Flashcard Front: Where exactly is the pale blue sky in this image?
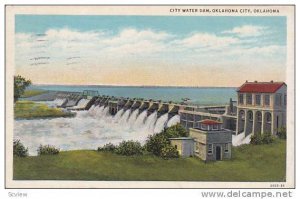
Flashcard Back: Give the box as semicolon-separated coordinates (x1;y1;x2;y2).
14;15;287;86
16;15;286;45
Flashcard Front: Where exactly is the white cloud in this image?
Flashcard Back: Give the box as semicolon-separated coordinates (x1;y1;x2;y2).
222;25;268;37
175;33;240;49
104;28;171;45
45;28;104;41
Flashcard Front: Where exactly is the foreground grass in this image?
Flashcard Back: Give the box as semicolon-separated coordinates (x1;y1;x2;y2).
21;90;48;98
13;139;286;181
14;101;74;119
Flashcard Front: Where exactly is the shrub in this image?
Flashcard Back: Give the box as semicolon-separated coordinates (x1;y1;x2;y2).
163;123;188;138
37;144;60;155
115;140;143;156
97;143;116;152
250;134;263;145
13;139;28;157
145;124;187;158
160;145;179;159
277;127;287;139
145;134;169;156
251;132;275;145
262;132;275;144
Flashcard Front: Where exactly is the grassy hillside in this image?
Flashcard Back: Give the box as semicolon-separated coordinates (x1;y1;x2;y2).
21;90;47;98
13;139;286;181
14;101;75;119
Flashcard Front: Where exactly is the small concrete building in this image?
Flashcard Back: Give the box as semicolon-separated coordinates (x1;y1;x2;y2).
169;137;194;157
189;119;232;161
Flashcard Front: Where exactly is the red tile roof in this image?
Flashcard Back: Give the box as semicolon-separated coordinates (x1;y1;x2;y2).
200;119;222;125
237;82;286;93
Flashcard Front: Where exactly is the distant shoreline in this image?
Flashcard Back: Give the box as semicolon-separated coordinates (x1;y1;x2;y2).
31;84;238;89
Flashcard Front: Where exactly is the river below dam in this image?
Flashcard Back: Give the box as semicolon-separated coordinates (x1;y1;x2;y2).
14;104;181;155
14;103;251;156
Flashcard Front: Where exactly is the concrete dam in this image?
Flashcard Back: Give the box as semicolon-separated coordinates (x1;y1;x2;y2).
50;90;238;133
16;89;242;155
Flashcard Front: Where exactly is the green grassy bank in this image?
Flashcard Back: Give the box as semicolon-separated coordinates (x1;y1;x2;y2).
21;90;48;98
13;139;286;181
14;101;75;119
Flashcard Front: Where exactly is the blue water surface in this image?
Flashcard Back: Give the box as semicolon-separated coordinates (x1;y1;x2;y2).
29;85;237;105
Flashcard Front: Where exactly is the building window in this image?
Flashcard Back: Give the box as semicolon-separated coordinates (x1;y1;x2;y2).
246;94;252;105
212;124;218;130
266;112;272;124
208;144;213;155
201;124;207;130
224;143;229;153
284;94;287;105
239;110;245;120
195;143;199;153
276;94;282;106
239;94;244;105
257;111;262;122
248;111;253;122
255;94;261;106
264;95;270;106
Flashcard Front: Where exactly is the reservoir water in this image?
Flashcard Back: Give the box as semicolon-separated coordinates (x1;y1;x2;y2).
29;85;237;105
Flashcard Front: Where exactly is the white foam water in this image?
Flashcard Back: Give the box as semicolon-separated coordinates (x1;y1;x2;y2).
14;102;171;155
53;98;67;107
144;111;157;133
113;109;124;121
167;114;180;127
127;109;139;127
119;109;131;125
74;99;90;108
133;110;147;129
154;113;169;133
232;132;252;146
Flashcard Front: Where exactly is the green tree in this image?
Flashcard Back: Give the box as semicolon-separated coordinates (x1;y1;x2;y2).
262;132;275;144
250;134;263;145
145;134;169;156
14;75;31;102
97;143;116;152
13;139;28;157
160;145;179;159
163;123;188;138
115;140;143;156
145;124;187;158
37;144;60;155
277;127;287;139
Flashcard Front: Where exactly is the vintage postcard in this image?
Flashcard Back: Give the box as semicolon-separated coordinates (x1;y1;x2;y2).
5;5;295;188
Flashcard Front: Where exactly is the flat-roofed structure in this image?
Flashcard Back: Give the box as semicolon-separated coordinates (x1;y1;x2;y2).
169;137;194;157
189;119;232;161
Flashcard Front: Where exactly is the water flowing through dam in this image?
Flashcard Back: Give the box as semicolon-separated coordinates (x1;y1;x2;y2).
14;103;181;155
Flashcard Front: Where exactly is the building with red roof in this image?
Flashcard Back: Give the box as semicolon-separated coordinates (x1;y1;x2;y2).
236;80;287;136
237;81;286;93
